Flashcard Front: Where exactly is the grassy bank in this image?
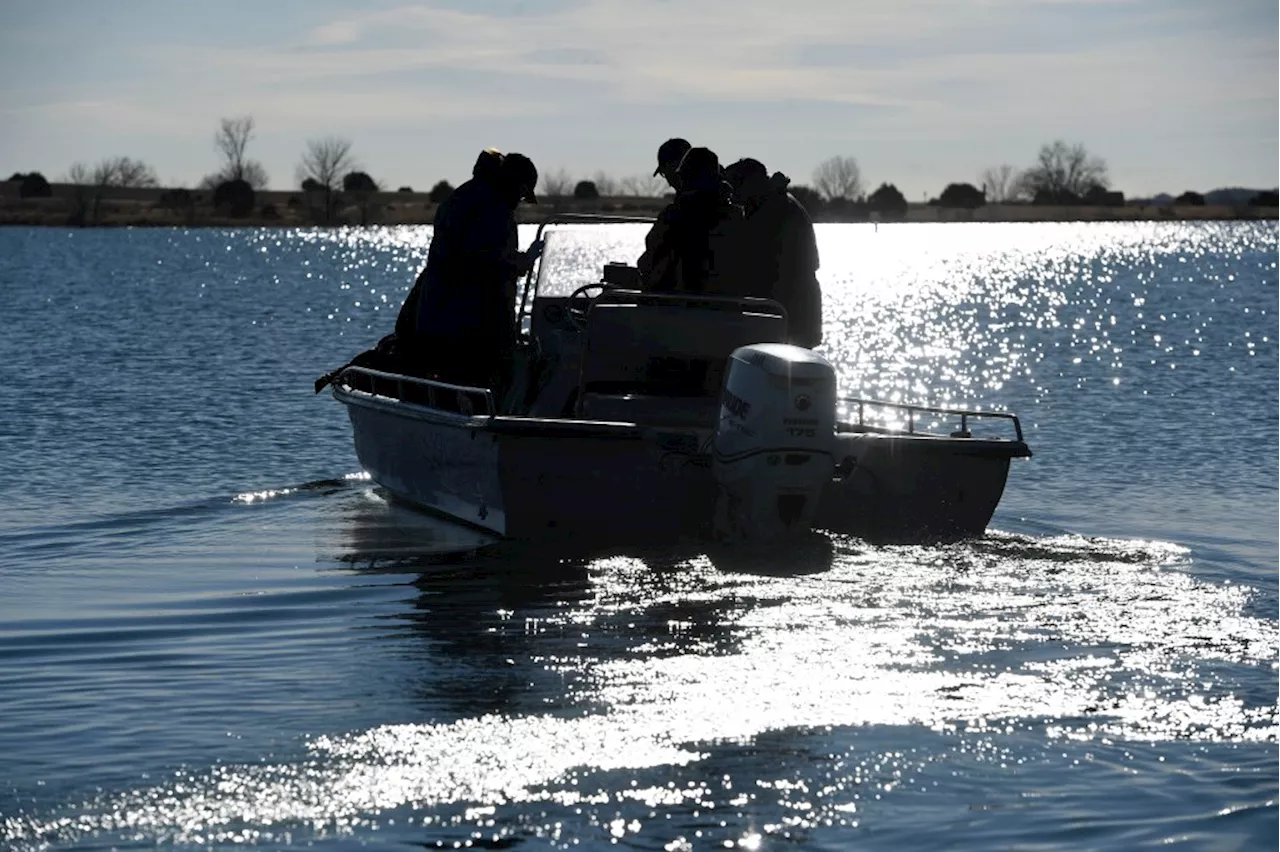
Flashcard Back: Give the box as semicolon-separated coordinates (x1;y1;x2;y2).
1;182;1274;228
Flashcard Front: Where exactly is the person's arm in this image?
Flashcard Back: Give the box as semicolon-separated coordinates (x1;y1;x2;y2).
637;214;669;285
461;205;524;282
639;204;684;290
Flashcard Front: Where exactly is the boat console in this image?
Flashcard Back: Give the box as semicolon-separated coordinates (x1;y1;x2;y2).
574;288;787;425
514;214;794;427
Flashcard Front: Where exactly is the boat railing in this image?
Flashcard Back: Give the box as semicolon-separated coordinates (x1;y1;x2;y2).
839;396;1025;443
593;287;787;319
337;365;496;417
516;212;657;335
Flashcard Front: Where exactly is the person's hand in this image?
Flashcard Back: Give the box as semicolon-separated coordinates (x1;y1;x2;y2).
526;238;544;259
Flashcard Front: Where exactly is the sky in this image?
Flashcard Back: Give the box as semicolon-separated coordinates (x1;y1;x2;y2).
1;0;1276;199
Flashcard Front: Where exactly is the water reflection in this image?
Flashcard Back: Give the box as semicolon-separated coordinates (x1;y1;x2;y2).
331;489;794;718
5;486;1274;849
5;219;1276;850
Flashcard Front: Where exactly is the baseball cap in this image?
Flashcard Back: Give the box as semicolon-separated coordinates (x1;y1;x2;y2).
654;138;692;176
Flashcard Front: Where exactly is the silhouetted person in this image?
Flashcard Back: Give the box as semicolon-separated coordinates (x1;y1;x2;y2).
394;148;504;342
395;148;541;394
637;147;742;293
634;138;692;286
653;137;691;191
723;158;822;347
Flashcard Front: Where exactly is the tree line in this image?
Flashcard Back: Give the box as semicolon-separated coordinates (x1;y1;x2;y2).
794;143;1123;219
7;118;1277;226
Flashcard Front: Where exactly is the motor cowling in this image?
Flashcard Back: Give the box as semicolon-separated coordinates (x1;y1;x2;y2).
712;343;837;542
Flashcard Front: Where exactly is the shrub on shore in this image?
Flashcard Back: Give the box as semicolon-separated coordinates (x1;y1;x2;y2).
19;172;52;199
213;179;255;218
428;180;454;203
868;183;908;219
936;183;986;209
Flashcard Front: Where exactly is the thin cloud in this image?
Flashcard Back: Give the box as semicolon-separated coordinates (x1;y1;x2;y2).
0;0;1272;194
156;0;1272;115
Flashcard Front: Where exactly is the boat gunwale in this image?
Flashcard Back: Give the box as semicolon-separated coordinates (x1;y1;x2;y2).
333;369;1030;457
333;383;654;441
332;382;493;429
336;383;1030;463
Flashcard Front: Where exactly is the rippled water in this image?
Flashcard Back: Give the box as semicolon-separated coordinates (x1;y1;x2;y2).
0;222;1275;850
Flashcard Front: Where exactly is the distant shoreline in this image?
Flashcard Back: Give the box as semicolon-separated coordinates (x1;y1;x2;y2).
1;183;1275;228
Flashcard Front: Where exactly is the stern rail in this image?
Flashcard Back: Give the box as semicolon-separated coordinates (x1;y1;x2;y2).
839;396;1025;443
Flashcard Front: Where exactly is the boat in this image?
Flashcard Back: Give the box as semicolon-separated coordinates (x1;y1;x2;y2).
325;214;1031;546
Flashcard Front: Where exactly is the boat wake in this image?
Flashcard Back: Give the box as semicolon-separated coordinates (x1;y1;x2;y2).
5;524;1275;849
0;473;374;571
231;472;370;504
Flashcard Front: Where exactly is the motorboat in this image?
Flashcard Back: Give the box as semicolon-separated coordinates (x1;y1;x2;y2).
325;214;1031;546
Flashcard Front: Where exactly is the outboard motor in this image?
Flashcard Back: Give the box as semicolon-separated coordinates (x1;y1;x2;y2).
712;343;837;542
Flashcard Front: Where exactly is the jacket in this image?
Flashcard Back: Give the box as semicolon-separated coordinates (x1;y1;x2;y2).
638;180;742;294
732;173;823;346
395;176;520;348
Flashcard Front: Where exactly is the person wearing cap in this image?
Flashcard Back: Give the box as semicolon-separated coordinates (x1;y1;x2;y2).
722;157;822;347
394;148;542;394
634;138;690;287
637;146;742;294
653;137;691;191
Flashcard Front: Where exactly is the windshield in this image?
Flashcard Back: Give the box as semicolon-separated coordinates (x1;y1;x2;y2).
530;224;649;297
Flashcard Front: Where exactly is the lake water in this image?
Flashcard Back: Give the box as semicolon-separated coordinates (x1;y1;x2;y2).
0;221;1276;851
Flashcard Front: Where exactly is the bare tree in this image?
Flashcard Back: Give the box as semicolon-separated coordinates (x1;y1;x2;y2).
64;159;123;225
813;155;863;201
63;157;156;224
65;162;93;226
1019;141;1108;201
90;160;121;223
296;137;356;224
590;170;618;197
109;156;159;189
66;156;157;189
619;173;668;197
200;161;268;192
215;117;252;174
234;161;269;190
213;116;269;190
539;168;574;197
979;164;1019;203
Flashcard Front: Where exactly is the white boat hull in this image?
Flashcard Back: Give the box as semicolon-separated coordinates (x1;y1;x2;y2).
337;383;1027;546
344;392;506;535
325;218;1030;547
